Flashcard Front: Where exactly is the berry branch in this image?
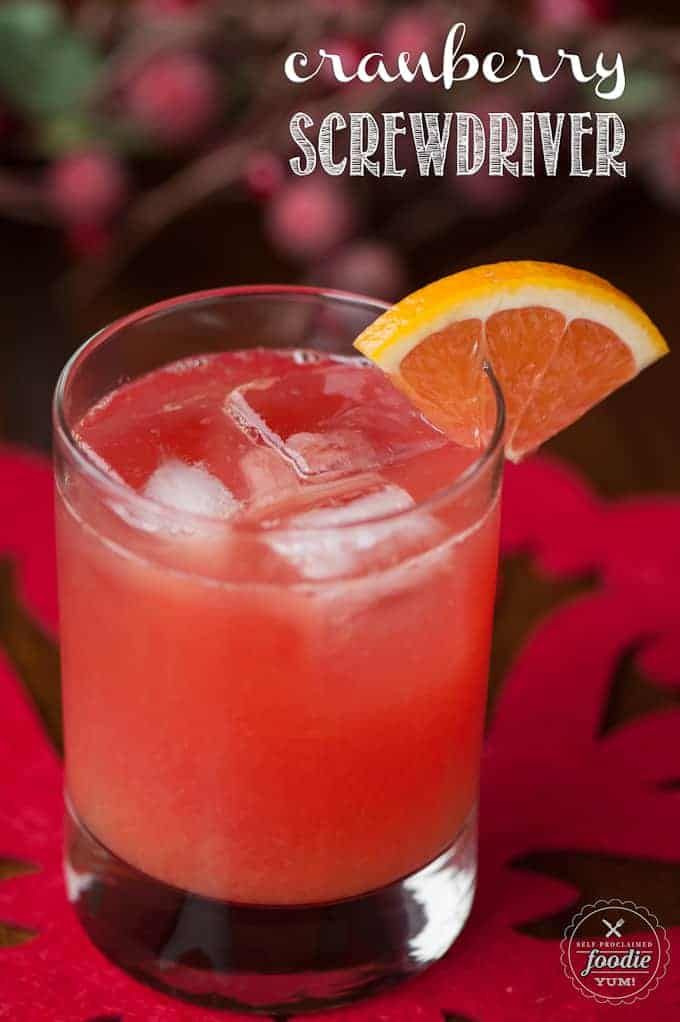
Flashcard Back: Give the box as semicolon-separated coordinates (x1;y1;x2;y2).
0;0;676;304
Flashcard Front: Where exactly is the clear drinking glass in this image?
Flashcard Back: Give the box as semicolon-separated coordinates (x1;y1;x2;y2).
53;286;504;1014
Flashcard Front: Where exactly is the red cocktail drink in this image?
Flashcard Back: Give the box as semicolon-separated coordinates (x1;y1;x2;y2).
54;288;504;1012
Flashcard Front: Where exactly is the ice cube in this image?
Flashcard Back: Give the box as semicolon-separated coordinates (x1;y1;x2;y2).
225;366;363;445
226;379;375;477
224;364;448;483
290;482;414;528
268;480;444;581
103;459;239;580
143;459;238;519
239;446;301;509
109;458;238;537
227;379;285;452
285;429;378;476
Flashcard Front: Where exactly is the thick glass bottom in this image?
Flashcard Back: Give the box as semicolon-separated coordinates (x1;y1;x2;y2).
64;799;477;1014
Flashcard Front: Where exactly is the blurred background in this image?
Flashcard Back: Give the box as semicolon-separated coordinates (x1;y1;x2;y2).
0;0;678;496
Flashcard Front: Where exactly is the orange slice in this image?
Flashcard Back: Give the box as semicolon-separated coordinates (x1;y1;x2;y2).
353;261;668;460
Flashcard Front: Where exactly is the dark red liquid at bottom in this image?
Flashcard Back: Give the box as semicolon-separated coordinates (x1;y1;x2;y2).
66;800;477;1015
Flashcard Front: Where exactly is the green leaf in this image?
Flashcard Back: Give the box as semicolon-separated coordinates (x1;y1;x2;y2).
39;112;142;158
0;1;101;117
39;113;100;155
614;68;669;118
587;67;670;119
0;0;63;38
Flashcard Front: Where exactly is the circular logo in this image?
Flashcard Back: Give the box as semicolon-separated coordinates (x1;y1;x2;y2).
561;899;670;1005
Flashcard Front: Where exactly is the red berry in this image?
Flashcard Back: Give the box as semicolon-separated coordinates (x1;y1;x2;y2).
266;178;355;261
533;0;613;27
323;240;405;301
381;8;441;66
243;151;285;201
126;53;220;146
48;151;128;225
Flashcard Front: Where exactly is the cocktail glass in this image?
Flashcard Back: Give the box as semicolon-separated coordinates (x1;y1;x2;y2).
53;286;505;1013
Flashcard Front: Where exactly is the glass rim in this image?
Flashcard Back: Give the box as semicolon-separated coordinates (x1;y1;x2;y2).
53;284;506;534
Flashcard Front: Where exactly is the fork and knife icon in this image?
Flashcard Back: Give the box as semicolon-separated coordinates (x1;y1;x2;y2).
603;917;625;938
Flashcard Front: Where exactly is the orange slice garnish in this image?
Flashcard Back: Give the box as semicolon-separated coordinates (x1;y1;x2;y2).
353;261;668;460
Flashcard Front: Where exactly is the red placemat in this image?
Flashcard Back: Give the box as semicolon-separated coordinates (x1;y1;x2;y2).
1;445;679;1021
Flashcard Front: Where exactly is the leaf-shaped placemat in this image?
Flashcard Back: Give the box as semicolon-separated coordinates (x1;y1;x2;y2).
0;857;38;947
0;447;678;1021
0;558;62;752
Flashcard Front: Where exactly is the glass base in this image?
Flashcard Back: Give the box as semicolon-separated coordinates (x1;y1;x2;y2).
64;800;477;1015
